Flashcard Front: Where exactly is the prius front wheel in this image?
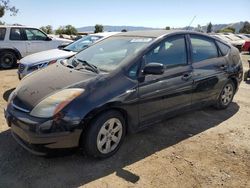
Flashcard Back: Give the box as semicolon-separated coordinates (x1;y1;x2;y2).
83;110;126;158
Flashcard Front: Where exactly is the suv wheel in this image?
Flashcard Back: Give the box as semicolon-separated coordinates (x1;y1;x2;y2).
83;110;126;158
0;51;17;69
215;80;235;109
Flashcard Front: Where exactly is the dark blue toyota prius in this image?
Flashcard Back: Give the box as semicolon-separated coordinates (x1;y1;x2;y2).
5;30;243;158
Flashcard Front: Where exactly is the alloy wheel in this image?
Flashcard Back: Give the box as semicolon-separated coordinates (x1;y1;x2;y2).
221;83;234;105
96;118;123;154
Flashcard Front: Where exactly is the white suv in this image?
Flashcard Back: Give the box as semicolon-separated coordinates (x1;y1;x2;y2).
0;25;73;69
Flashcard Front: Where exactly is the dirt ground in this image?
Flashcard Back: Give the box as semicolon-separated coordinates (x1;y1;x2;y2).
0;54;250;188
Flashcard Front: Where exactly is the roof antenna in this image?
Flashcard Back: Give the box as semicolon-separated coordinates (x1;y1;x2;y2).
187;16;196;30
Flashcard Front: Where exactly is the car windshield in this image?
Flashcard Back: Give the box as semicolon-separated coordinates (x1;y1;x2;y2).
64;35;103;52
69;36;153;72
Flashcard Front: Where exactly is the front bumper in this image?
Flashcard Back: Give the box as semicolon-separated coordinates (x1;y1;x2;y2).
4;107;82;155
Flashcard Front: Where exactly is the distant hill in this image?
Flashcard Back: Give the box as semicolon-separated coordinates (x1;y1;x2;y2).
77;25;161;33
77;21;247;33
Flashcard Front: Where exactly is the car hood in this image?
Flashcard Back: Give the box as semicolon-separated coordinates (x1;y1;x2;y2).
20;49;76;65
14;62;96;109
52;37;73;43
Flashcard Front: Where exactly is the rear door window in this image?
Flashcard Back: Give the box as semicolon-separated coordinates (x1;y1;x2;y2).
190;35;218;62
10;28;23;40
0;28;6;40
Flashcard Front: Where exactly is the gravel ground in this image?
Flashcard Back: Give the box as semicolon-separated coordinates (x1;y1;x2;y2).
0;54;249;188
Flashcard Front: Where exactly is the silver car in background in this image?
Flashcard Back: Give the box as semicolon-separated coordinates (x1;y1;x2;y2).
18;32;119;79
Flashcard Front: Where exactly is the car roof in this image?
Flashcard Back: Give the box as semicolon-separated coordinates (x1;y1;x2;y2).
114;29;212;38
0;25;39;29
89;32;120;37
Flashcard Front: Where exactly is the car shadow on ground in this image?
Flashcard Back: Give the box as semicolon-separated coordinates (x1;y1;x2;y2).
0;103;239;187
0;66;18;71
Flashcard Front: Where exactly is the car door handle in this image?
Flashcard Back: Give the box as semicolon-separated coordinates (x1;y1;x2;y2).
182;73;192;81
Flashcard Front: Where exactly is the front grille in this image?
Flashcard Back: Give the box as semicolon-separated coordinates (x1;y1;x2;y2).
28;65;39;71
18;64;25;73
28;62;48;71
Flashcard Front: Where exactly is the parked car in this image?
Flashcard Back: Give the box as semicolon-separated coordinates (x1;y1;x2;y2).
5;30;243;158
0;25;72;69
244;34;250;38
241;41;250;53
211;34;232;44
244;59;250;81
236;34;250;40
218;34;245;51
17;32;119;79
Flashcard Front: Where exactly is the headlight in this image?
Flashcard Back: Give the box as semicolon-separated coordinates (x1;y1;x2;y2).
30;88;84;118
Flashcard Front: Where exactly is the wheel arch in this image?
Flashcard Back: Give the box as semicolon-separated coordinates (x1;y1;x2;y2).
78;103;129;147
0;48;22;60
228;76;238;91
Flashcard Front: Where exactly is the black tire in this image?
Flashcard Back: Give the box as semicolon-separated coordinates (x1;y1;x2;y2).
244;71;249;81
214;80;235;110
83;110;126;159
0;51;17;69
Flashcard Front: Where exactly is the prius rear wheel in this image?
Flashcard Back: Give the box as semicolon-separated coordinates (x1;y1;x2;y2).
215;80;235;109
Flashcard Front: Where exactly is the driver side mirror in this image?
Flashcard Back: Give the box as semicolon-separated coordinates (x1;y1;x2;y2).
46;37;52;41
143;63;164;75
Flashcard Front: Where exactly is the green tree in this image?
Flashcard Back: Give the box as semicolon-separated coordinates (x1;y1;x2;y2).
94;24;103;33
55;25;77;35
239;21;250;34
207;22;213;33
64;25;77;35
55;26;64;35
218;27;235;33
165;26;170;30
0;0;18;17
0;20;5;25
40;25;53;34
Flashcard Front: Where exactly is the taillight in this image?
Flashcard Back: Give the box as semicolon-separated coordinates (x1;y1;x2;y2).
48;60;57;65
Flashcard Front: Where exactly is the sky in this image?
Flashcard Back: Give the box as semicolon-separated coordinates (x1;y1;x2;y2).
1;0;250;29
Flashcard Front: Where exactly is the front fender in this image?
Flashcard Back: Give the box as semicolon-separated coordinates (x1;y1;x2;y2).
60;73;139;133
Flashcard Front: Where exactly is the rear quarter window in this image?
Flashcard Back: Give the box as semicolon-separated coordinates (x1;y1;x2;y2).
0;28;6;40
216;41;230;56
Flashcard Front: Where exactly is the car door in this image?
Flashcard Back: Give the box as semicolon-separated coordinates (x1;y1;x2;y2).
189;34;229;105
23;28;50;55
138;34;193;126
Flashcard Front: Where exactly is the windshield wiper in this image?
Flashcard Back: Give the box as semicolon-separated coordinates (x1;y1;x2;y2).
62;48;71;52
74;58;99;74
